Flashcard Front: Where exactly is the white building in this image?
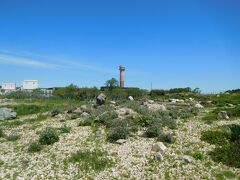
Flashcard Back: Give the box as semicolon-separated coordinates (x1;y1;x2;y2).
22;80;39;90
1;83;16;93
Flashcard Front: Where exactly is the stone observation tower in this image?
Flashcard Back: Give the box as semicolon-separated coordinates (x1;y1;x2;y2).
119;65;125;88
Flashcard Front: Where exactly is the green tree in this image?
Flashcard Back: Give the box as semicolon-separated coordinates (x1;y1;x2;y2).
105;78;119;89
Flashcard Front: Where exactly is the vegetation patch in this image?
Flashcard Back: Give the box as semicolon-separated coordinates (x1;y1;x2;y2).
201;124;240;168
39;127;59;145
28;141;42;152
66;149;114;172
7;133;20;141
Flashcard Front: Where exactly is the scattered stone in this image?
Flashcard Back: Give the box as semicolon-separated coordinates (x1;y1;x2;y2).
143;101;167;111
41;112;49;116
96;93;106;105
151;142;167;152
73;108;82;115
152;152;164;161
30;114;38;120
182;155;192;163
194;103;204;109
147;100;154;104
189;97;194;101
0;108;17;120
218;111;229;119
80;105;88;111
116;139;127;145
169;99;184;103
128;96;134;101
81;112;90;117
110;101;116;105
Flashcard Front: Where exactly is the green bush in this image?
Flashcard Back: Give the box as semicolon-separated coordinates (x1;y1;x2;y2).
60;125;71;133
39;127;59;145
158;133;175;143
192;151;204;160
228;124;240;142
67;149;114;172
13;104;41;116
201;130;230;145
0;128;4;137
28;141;42;152
209;140;240;168
107;126;129;142
7;133;20;141
79;117;94;126
96;111;118;126
160;118;177;129
150;89;166;97
51;109;61;117
146;123;162;138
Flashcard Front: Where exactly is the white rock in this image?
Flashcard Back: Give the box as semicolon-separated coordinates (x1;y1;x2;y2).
128;96;134;101
182;155;192;163
195;103;204;109
116;139;127;144
152;142;167;152
152;152;164;161
147;100;154;104
218;111;229;119
81;112;90;117
110;101;116;105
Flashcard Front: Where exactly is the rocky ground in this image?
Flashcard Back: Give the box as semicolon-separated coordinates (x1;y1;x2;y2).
0;99;240;179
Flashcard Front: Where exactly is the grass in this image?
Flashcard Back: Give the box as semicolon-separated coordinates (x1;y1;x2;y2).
59;125;71;133
66;149;114;172
201;124;240;168
192;151;204;160
6;133;20;141
215;171;236;179
107;126;129;142
28;141;42;152
39;127;59;145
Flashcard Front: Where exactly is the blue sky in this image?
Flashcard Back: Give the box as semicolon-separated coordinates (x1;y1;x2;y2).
0;0;239;93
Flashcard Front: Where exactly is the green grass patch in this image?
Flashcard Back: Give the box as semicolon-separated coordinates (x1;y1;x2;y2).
66;149;114;172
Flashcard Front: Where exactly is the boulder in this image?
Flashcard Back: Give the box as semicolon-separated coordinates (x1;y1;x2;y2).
0;108;17;120
195;103;204;109
96;93;106;105
152;152;164;161
116;139;127;145
218;111;229;120
151;142;167;152
147;100;154;104
182;155;192;163
128;96;134;101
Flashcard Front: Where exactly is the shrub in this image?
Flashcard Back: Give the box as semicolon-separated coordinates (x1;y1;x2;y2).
146;123;162;138
0;128;4;137
7;133;20;141
13;104;41;116
79;117;94;126
209;140;240;168
96;111;118;126
158;133;175;143
28;141;42;152
107;126;129;142
229;125;240;142
60;125;71;133
39;127;59;145
201;130;230;145
150;89;166;97
160;118;177;129
192;151;204;160
51;109;61;117
67;149;114;172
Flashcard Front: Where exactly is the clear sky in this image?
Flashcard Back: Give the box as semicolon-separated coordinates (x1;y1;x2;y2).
0;0;239;93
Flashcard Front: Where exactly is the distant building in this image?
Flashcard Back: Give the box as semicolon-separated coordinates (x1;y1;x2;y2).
1;83;16;93
22;80;39;90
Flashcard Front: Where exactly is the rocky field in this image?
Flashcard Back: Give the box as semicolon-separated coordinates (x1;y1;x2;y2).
0;96;240;179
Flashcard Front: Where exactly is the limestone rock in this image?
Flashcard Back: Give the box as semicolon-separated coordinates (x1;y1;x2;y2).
151;142;167;152
218;111;229;119
0;108;17;120
153;152;164;161
128;96;134;101
195;103;204;109
116;139;127;144
182;155;192;163
96;93;106;105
